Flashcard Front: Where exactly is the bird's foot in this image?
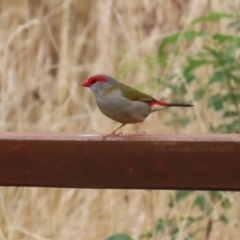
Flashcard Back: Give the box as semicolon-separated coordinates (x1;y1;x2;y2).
137;131;146;136
103;132;123;139
103;131;146;139
125;131;146;137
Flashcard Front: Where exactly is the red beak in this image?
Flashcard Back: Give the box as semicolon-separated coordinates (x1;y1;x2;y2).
81;80;90;87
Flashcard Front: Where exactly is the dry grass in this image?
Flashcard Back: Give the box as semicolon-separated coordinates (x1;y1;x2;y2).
0;0;240;239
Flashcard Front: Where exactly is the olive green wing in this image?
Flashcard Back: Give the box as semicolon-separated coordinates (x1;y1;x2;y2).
104;82;155;102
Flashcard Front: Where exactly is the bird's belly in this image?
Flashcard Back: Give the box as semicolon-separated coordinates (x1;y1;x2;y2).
96;96;150;124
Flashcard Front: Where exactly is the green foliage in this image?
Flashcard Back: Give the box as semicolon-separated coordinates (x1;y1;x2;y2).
105;192;231;240
114;10;237;240
140;191;230;240
145;9;240;133
227;7;240;32
185;34;240;132
191;12;232;24
106;234;133;240
175;190;194;202
193;194;212;214
158;31;206;68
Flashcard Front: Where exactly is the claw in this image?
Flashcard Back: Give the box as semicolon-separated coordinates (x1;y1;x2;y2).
102;124;126;139
102;122;146;139
103;131;123;139
127;131;146;137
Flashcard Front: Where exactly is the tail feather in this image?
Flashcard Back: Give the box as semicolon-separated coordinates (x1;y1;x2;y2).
149;101;193;112
167;103;194;107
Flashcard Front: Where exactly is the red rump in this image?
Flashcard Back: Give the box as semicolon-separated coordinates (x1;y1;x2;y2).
149;101;170;107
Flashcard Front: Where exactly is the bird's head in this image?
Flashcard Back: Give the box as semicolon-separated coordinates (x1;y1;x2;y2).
82;74;117;96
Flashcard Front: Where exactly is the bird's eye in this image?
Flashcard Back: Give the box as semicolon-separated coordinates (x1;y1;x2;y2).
92;79;97;84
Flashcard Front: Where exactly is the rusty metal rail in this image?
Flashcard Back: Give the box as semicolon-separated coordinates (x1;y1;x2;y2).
0;133;239;190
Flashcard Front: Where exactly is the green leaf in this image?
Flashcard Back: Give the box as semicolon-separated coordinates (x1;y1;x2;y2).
225;121;240;133
183;57;213;84
193;194;212;214
209;191;223;201
170;227;179;238
175;190;194;202
209;94;224;110
106;234;133;240
203;46;221;59
182;30;206;42
171;83;186;94
184;216;203;228
183;72;195;84
180;117;191;127
204;46;236;66
193;195;205;211
155;219;165;233
158;33;181;56
221;198;232;209
156;219;178;234
194;88;207;100
209;71;227;84
219;215;229;224
185;59;212;71
145;56;167;68
214;120;240;133
227;73;240;84
223;111;239;118
226;93;240;104
203;46;236;66
192;12;232;24
228;19;240;31
139;231;152;239
212;33;238;43
184;217;195;228
158;31;205;57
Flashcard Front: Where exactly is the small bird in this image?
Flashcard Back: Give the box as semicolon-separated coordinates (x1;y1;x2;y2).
82;74;193;137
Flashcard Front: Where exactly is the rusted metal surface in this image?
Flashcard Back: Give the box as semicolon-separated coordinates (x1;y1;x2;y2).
0;133;240;190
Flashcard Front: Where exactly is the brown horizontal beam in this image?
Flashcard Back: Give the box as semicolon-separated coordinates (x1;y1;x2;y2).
0;133;240;190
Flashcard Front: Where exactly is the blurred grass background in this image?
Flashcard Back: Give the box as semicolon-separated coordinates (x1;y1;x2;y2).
0;0;240;239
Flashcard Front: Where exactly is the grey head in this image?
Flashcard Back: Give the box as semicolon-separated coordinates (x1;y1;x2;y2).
81;74;118;97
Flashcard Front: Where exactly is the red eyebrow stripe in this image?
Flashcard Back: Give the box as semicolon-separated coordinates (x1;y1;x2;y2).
149;101;170;106
90;76;107;82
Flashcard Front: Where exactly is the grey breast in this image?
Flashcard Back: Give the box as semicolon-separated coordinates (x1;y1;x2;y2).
96;89;151;124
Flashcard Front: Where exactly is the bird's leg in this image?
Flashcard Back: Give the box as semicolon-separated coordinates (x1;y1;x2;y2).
103;123;126;138
125;122;145;137
135;122;142;134
133;122;146;136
